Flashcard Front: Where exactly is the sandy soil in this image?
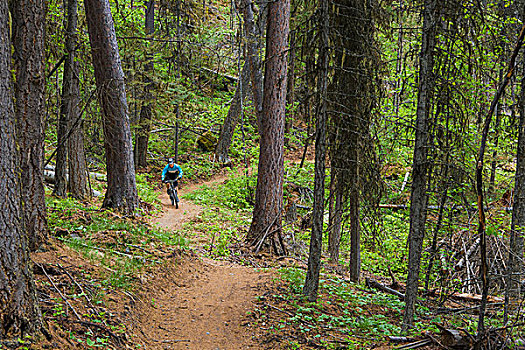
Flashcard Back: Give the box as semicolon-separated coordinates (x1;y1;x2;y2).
132;177;273;350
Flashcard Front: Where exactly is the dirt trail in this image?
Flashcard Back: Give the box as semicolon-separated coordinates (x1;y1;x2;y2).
133;176;272;350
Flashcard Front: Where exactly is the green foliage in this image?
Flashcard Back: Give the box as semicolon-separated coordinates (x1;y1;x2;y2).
185;167;258;210
360;212;409;276
136;173;162;211
186;208;249;257
259;268;444;348
262;268;406;346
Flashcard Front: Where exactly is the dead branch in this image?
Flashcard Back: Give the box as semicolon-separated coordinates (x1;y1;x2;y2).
67;320;121;341
455;237;480;271
57;263;99;314
36;263;83;322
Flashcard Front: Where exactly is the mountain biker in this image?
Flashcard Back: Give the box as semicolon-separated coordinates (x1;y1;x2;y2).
161;158;183;194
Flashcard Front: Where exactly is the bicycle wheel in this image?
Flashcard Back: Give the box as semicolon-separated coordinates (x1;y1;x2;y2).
174;189;179;209
168;187;175;206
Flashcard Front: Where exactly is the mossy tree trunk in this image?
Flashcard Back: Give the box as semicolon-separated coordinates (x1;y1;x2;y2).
0;2;43;338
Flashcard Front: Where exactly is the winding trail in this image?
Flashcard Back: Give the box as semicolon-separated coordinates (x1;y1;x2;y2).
132;176;272;350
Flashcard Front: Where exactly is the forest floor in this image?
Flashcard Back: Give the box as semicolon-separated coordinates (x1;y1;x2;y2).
30;173;283;350
29;164;454;350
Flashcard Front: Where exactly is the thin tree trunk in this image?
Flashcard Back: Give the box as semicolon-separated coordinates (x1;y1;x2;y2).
134;0;155;168
57;0;89;199
329;0;374;283
505;23;525;324
349;184;360;282
474;21;525;344
394;0;404;117
402;0;437;332
0;3;43;337
246;0;289;253
85;0;139;214
424;183;448;292
215;54;251;164
12;0;48;251
67;43;90;201
241;0;264;127
54;8;70;200
304;0;328;301
505;72;525;320
328;170;343;263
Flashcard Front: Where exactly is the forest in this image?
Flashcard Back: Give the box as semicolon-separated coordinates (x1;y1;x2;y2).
1;0;524;349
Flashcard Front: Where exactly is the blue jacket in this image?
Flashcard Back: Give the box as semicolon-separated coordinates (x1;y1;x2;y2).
162;163;183;181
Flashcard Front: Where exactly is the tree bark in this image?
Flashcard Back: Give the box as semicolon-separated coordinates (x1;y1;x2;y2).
55;0;89;200
402;0;437;332
0;3;43;337
134;0;155;168
303;0;329;302
12;0;48;251
85;0;140;214
246;0;289;253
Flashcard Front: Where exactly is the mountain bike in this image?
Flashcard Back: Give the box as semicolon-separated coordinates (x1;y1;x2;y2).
164;179;179;209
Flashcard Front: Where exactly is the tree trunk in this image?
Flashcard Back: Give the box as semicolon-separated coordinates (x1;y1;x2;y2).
505;57;525;324
402;0;437;332
241;0;264;127
215;54;251;164
349;185;360;282
0;4;43;337
85;0;139;214
12;0;48;251
303;0;329;302
393;0;404;118
328;170;343;263
56;0;89;200
246;0;289;253
329;0;374;283
67;62;90;202
134;0;155;168
54;37;69;198
505;6;525;322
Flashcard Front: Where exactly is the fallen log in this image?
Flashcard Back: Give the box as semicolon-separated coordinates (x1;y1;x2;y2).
44;165;106;183
387;336;417;343
200;67;238;83
365;278;404;300
437;326;474;349
396;339;432;350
